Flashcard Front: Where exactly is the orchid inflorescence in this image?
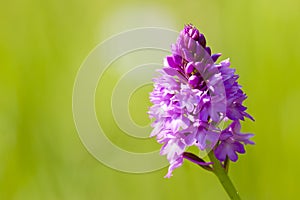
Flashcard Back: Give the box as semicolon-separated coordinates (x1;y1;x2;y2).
148;24;254;178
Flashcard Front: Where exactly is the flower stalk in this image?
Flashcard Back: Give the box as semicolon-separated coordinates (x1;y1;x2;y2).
208;151;241;200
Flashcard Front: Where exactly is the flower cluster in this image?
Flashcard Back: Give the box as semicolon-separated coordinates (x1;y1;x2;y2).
148;24;254;178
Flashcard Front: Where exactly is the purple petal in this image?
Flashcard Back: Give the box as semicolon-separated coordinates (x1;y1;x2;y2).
231;120;241;133
165;56;179;69
164;156;183;178
185;62;195;74
227;149;238;162
205;47;211;55
162;67;187;83
211;53;222;62
198;34;206;47
173;54;182;65
234;133;255;145
233;141;245;154
214;142;227;161
188;75;199;87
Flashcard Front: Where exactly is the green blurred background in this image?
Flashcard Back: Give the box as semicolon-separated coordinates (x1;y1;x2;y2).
1;0;299;199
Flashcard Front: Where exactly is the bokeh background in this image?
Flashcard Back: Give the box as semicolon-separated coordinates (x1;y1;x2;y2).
1;0;300;199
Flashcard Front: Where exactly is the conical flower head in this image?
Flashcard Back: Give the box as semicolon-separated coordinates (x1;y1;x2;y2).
149;24;254;178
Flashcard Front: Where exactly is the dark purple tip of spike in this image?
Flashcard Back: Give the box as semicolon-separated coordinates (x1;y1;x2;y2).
185;24;200;41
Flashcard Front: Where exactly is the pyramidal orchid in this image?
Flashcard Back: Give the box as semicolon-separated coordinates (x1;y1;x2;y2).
148;24;254;200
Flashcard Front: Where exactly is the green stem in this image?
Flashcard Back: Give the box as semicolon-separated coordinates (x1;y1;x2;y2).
208;151;241;200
